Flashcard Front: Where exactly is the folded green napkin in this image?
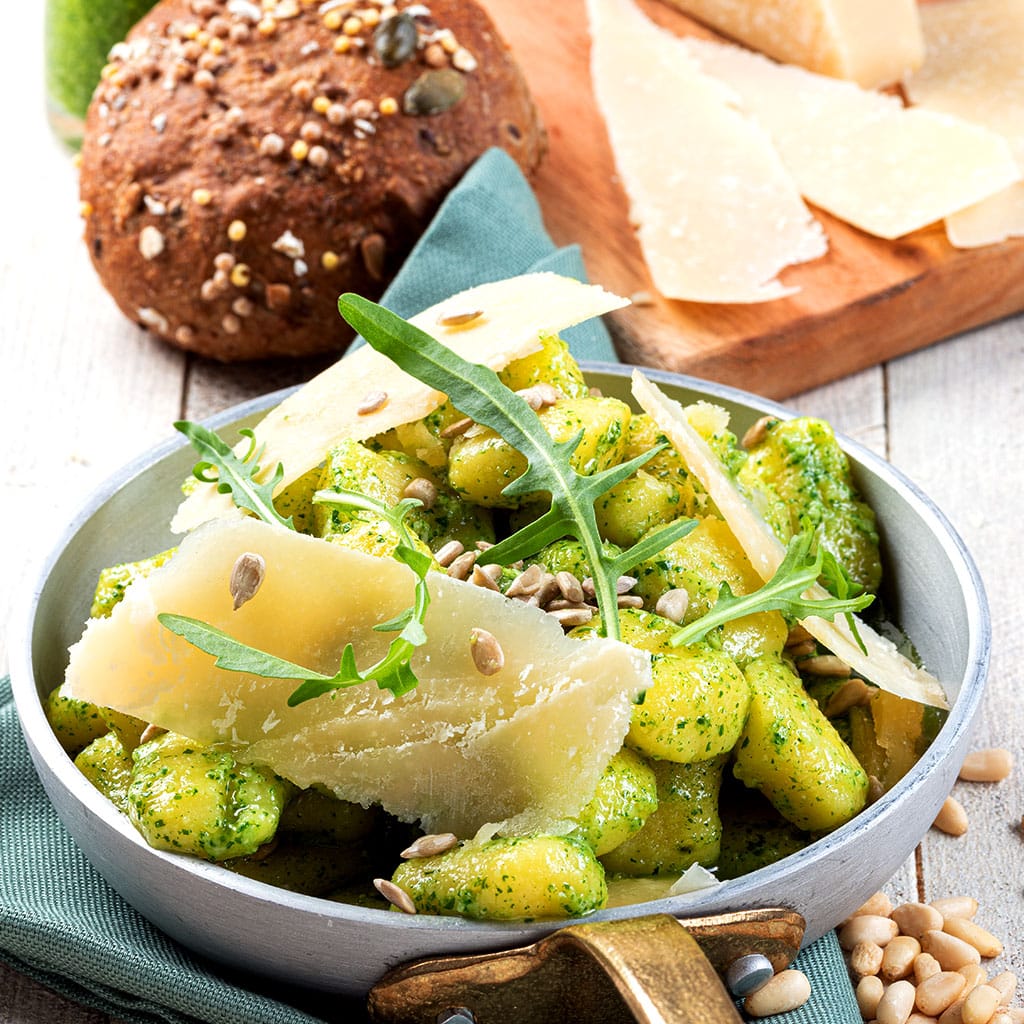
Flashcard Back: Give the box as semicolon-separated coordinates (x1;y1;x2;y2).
0;147;860;1023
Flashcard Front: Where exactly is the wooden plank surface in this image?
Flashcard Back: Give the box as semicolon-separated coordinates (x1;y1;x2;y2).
3;2;1024;1021
481;0;1024;399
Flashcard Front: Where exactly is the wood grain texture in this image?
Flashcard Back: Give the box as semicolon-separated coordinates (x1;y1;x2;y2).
481;0;1024;399
886;317;1024;986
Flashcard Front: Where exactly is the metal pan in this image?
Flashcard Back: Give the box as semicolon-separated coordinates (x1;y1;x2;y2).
10;365;990;1009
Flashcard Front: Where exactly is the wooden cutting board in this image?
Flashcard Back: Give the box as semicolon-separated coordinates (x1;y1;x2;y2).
481;0;1024;398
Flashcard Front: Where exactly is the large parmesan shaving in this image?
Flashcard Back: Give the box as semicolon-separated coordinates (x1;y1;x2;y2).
682;37;1022;240
587;0;827;304
904;0;1024;249
631;371;948;709
65;517;650;837
661;0;924;89
172;274;629;533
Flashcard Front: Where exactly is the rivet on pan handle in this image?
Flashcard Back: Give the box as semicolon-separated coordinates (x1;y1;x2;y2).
367;907;805;1024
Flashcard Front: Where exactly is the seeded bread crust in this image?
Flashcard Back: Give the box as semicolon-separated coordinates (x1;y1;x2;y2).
79;0;545;361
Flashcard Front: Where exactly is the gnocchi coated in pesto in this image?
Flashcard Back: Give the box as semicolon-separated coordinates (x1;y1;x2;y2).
51;332;937;922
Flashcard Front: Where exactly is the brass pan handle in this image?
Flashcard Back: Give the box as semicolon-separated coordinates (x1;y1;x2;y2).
367;908;804;1024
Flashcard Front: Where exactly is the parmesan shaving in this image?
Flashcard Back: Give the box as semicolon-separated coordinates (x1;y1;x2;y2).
66;517;650;837
660;0;924;89
683;37;1022;240
631;370;948;709
172;274;629;533
904;0;1024;249
587;0;827;303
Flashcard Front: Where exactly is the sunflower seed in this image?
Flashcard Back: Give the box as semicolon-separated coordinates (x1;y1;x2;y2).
401;833;459;859
230;551;266;610
470;627;504;675
357;390;388;415
373;878;417;914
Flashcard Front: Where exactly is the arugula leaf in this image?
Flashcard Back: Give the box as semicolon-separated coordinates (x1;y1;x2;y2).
174;420;293;530
337;294;698;643
669;530;874;649
158;489;431;705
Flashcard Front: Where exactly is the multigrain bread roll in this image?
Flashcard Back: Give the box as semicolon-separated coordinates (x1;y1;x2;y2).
79;0;544;361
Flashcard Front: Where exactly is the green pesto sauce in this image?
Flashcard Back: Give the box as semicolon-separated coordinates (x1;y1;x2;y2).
45;0;157;123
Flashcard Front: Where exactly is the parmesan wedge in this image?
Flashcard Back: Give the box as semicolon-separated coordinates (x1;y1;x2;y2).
172;274;629;533
661;0;924;89
587;0;827;304
905;0;1024;249
683;37;1022;240
65;517;650;837
631;371;948;709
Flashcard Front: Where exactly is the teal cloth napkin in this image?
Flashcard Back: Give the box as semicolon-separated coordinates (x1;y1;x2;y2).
0;147;861;1023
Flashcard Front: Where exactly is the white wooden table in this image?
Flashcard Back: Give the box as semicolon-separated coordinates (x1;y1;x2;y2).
3;4;1023;1021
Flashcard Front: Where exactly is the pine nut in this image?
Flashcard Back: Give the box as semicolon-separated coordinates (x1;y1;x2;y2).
435;539;465;568
907;1014;940;1024
877;979;916;1024
858;975;886;1019
944;918;1003;959
991;1012;1014;1024
840;914;900;950
469;628;504;676
654;588;689;624
400;833;458;859
744;969;811;1017
962;985;1001;1024
938;999;965;1024
916;954;944;984
373;878;416;914
851;891;895;920
916;973;967;1016
989;972;1017;1005
958;965;988;992
958;748;1013;782
851;940;885;976
894;903;946;940
920;930;982;971
402;477;437;511
933;797;968;836
931;897;979;922
883;936;923;982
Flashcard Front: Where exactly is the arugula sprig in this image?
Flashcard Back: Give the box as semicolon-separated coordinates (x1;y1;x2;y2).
337;294;697;644
158;490;430;705
669;529;874;649
174;420;294;530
